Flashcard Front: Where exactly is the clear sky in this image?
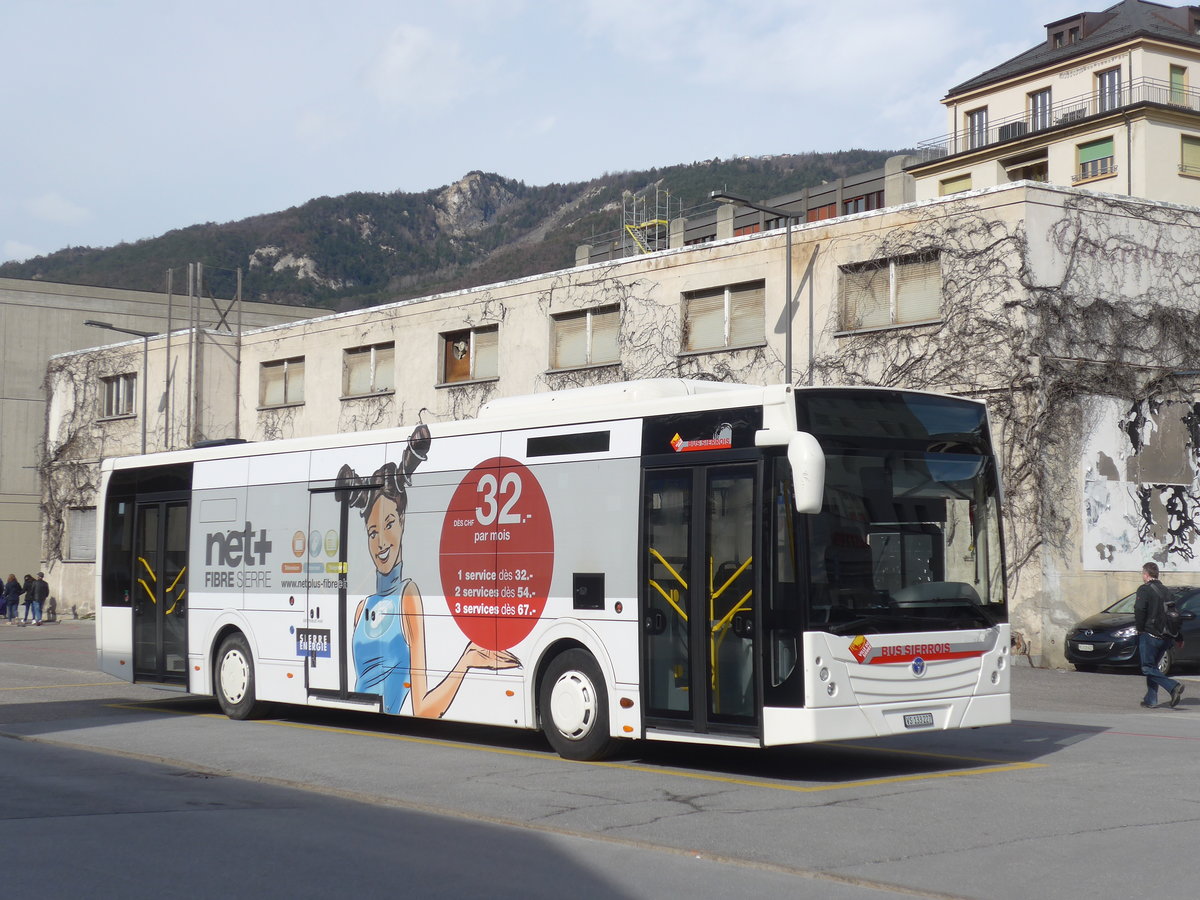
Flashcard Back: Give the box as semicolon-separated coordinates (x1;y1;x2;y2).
0;0;1085;265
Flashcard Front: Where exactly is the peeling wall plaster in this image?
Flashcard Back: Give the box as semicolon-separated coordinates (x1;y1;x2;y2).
1083;395;1200;570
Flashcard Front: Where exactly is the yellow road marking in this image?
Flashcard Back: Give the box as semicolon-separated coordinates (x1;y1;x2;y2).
108;699;1044;791
0;682;122;692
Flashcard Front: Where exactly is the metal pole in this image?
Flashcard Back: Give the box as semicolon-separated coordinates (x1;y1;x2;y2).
140;336;148;455
165;267;173;450
186;263;195;447
808;262;816;387
235;267;243;440
784;221;793;385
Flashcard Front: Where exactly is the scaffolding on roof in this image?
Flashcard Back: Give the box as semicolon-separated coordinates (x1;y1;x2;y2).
621;187;672;255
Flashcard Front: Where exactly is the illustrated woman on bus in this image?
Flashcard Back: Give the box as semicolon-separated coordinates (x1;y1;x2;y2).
336;424;519;716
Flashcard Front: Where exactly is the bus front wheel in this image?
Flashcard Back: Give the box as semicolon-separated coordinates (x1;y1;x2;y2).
215;633;269;720
539;649;616;761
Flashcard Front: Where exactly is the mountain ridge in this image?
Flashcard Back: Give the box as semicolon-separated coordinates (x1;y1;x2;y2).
1;150;905;311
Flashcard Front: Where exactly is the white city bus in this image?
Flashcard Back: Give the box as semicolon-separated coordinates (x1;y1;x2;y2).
95;379;1010;760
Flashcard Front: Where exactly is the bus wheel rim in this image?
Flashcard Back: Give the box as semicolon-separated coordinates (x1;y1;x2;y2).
549;670;596;740
220;649;249;705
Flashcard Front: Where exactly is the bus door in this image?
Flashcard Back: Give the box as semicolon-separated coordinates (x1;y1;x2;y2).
642;464;759;734
132;497;189;685
304;486;349;698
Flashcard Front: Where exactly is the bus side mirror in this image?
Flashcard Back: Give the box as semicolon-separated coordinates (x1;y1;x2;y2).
789;432;825;515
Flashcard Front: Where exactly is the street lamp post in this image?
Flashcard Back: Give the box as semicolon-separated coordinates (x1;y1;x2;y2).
710;191;799;385
84;320;156;455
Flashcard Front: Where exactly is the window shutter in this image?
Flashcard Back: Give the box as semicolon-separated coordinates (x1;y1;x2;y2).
345;349;371;395
443;332;471;383
894;256;942;324
841;265;890;329
685;288;727;350
261;364;285;406
590;307;620;363
68;508;97;561
939;174;972;196
374;345;395;391
286;359;305;403
1078;138;1114;163
728;282;765;346
473;327;499;378
553;312;588;368
1183;136;1200;169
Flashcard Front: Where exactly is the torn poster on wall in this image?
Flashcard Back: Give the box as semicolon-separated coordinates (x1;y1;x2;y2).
1083;396;1200;571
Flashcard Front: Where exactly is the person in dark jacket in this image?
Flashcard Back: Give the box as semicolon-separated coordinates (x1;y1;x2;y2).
28;572;49;626
20;574;33;624
2;574;22;623
1134;562;1184;709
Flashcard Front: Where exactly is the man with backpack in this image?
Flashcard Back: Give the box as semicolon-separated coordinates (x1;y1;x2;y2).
1134;562;1184;709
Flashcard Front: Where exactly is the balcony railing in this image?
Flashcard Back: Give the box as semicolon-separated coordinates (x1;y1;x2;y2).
915;77;1200;161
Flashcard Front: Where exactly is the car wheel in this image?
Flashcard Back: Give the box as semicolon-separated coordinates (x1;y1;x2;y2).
1158;645;1175;677
539;649;616;761
215;633;271;720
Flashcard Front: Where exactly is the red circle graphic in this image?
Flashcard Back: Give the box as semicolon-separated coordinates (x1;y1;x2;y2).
439;458;554;651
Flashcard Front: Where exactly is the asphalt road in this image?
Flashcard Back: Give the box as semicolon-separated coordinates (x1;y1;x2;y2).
2;620;1198;899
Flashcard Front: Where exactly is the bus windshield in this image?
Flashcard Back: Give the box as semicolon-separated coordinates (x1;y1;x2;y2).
793;391;1006;636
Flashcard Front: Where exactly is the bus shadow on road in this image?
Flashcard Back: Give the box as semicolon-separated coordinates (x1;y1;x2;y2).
11;695;1105;788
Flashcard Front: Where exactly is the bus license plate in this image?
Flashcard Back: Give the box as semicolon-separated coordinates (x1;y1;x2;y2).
904;712;935;729
1077;643;1093;652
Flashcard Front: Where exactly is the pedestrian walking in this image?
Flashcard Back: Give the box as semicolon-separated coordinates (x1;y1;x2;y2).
2;574;22;623
1135;562;1185;709
21;574;33;624
28;573;49;626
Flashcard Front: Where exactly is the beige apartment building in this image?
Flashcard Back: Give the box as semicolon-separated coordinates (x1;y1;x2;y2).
39;2;1200;666
910;0;1200;203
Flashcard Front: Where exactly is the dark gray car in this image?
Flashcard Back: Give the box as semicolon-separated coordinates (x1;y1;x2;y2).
1064;586;1200;676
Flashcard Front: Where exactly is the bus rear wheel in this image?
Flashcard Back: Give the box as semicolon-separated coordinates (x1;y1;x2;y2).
215;633;270;720
539;649;616;761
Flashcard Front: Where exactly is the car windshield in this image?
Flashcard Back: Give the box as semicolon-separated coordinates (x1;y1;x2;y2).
1104;586;1195;615
1104;590;1139;615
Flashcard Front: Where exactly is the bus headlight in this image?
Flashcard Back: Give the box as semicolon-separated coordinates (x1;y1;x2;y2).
819;667;830;682
826;682;837;696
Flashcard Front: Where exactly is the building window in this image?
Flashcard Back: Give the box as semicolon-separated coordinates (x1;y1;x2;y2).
1053;31;1064;48
843;191;884;215
939;174;972;196
682;280;765;352
441;325;498;384
100;373;137;418
1181;135;1200;175
734;222;762;237
1171;65;1189;105
839;253;941;332
551;306;620;370
67;507;97;561
966;108;988;149
806;203;837;222
1096;67;1122;113
1029;88;1052;130
1068;26;1080;43
260;357;305;407
1075;137;1116;181
343;342;395;397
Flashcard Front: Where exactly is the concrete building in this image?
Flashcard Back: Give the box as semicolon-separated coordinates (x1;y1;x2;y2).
578;155;919;265
44;178;1200;667
0;277;316;605
40;2;1200;667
